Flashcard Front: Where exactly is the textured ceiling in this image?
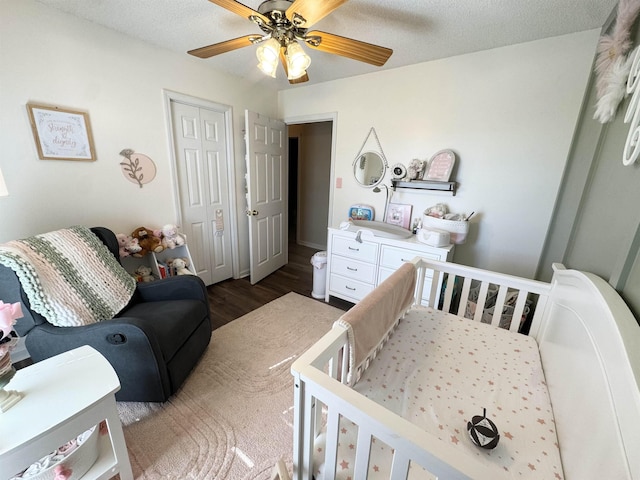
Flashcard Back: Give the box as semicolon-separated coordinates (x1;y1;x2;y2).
35;0;616;89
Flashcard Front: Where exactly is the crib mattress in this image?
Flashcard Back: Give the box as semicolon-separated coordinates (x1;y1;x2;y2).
314;306;564;479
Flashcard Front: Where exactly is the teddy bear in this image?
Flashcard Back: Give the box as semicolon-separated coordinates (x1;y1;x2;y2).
130;226;164;257
168;257;194;276
116;233;142;258
407;158;425;180
125;237;142;256
159;223;186;249
134;265;155;282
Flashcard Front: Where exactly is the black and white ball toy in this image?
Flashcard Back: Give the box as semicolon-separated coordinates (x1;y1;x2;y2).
467;408;500;449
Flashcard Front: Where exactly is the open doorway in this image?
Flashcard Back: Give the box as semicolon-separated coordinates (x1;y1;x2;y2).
288;121;333;250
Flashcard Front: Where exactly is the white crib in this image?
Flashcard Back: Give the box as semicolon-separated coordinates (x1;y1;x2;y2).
291;258;640;479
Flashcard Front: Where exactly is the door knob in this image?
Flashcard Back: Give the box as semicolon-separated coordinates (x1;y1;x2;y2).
246;209;259;216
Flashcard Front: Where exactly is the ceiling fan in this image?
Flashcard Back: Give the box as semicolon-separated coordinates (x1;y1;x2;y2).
188;0;393;84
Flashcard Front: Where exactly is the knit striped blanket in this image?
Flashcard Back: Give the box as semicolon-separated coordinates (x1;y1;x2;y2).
0;226;136;327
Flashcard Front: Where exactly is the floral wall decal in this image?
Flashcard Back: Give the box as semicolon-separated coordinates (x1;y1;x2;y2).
119;148;157;188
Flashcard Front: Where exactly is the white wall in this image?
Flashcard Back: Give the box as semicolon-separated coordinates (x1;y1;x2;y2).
0;0;600;279
278;30;599;277
0;0;279;275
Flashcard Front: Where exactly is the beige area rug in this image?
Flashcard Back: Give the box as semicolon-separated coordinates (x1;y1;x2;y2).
117;293;344;480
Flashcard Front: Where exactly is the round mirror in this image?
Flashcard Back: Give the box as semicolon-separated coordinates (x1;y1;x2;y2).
353;151;386;188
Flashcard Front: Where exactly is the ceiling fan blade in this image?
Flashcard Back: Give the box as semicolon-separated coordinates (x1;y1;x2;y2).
285;0;348;28
291;72;310;84
306;31;392;66
279;47;309;84
188;35;259;58
208;0;270;24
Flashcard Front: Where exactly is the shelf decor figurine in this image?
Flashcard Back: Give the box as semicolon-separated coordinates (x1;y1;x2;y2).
0;300;24;413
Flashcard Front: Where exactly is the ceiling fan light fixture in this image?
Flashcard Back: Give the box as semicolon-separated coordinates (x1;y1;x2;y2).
256;37;280;78
188;0;394;84
258;58;278;77
256;37;279;63
286;41;311;80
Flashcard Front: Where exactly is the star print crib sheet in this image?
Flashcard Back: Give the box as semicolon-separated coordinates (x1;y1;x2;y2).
312;306;564;479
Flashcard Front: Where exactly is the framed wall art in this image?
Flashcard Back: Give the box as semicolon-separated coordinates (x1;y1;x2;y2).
424;149;456;181
27;103;96;161
385;203;413;229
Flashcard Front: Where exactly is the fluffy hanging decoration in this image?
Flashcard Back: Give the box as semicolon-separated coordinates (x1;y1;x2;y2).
594;0;640;123
594;50;635;123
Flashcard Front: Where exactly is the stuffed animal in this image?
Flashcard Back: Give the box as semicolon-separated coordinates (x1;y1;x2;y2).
407;158;425;180
116;233;131;258
160;223;186;249
116;233;142;258
125;237;142;256
130;227;164;257
169;257;194;276
134;265;155;282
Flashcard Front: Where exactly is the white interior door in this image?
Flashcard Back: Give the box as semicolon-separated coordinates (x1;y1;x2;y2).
245;110;288;284
170;100;234;285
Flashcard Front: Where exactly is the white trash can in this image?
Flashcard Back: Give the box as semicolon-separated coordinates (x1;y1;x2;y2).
310;251;328;299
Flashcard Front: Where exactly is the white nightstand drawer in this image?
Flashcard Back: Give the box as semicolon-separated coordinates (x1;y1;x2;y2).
329;273;374;301
380;245;439;269
332;236;378;262
331;255;377;283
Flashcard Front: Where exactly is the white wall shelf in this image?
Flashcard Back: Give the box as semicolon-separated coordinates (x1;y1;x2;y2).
391;179;457;195
152;244;196;279
121;242;196;282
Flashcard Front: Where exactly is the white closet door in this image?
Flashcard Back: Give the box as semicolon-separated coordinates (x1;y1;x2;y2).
170;101;233;285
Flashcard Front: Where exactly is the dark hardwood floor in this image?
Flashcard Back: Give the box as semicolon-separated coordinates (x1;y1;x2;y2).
207;241;351;330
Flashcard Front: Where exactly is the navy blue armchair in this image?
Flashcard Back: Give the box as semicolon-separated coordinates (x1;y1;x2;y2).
0;227;212;402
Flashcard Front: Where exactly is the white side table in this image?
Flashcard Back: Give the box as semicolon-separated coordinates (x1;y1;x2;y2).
0;346;133;480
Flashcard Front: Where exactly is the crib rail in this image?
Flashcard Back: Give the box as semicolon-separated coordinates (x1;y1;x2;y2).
412;257;552;334
292;257;555;480
291;326;504;480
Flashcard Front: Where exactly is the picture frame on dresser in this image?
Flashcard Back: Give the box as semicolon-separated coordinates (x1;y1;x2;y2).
385;203;412;229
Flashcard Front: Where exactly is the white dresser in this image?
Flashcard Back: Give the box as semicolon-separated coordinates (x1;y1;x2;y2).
326;227;454;305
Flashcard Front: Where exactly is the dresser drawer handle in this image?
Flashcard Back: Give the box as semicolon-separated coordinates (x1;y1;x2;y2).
348;246;360;251
346;266;358;271
345;286;356;291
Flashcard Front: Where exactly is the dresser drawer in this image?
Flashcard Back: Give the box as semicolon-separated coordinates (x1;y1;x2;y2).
380;245;440;269
329;273;375;302
331;255;377;283
332;236;378;262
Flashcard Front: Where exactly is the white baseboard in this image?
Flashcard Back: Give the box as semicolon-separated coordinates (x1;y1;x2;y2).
297;240;326;251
